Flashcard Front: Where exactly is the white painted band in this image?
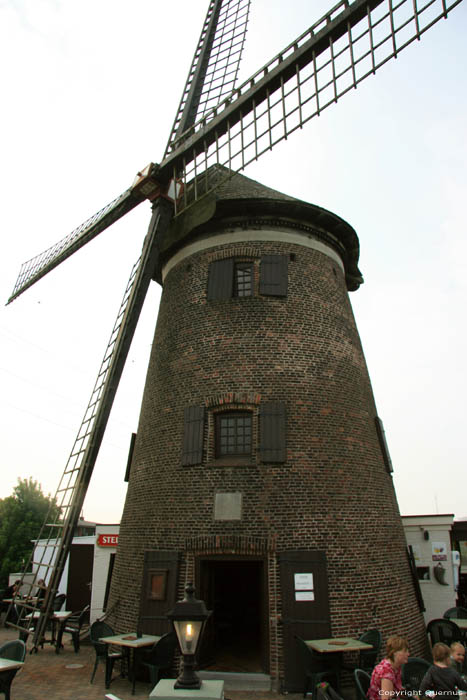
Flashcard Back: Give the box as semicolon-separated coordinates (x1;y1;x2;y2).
161;228;344;282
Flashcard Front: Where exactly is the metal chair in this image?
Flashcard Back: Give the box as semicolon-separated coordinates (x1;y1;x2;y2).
294;635;341;700
62;604;90;652
89;621;123;688
402;656;431;693
0;639;26;700
426;618;463;646
137;631;177;690
52;593;66;611
354;668;371;700
343;629;382;674
444;607;467;619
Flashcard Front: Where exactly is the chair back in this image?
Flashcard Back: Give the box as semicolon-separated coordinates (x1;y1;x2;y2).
146;632;177;667
426;618;462;646
53;593;67;611
294;634;323;673
443;607;467;620
90;620;115;656
0;639;26;662
358;629;382;672
354;669;371;700
402;656;431;693
66;603;90;630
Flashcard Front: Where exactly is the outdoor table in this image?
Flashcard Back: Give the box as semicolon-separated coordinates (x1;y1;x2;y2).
0;658;24;672
306;637;374;682
306;637;373;653
99;632;161;695
453;619;467;629
25;610;73;653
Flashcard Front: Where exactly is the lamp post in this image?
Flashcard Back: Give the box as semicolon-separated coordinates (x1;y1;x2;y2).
167;582;211;690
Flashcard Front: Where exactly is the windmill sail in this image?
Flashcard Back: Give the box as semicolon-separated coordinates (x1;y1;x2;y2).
7;187;144;304
7;199;174;649
164;0;251;156
159;0;463;214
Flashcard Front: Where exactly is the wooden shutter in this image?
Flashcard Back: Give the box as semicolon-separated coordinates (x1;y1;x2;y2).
124;432;136;482
259;402;286;462
375;416;393;473
138;550;181;636
259;254;288;296
181;406;205;466
207;259;234;300
278;550;332;692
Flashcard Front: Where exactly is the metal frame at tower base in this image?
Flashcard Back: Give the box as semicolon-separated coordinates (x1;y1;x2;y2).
7;198;173;649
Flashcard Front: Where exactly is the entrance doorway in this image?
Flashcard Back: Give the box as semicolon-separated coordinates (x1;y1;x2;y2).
198;557;267;673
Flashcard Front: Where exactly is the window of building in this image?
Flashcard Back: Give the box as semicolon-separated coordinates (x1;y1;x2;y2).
215;412;252;458
234;262;253;297
207;255;288;300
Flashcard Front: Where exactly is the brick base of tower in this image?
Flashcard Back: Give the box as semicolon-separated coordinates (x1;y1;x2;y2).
107;174;428;690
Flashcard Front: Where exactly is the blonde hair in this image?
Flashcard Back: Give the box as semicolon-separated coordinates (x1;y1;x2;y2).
432;643;451;663
386;636;409;661
451;642;464;653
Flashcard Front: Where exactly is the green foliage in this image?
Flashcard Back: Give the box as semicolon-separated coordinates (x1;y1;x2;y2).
0;478;61;588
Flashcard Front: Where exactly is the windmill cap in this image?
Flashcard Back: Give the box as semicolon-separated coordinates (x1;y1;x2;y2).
157;164;363;291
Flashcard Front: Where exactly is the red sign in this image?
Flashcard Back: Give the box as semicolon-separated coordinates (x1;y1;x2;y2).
97;534;119;547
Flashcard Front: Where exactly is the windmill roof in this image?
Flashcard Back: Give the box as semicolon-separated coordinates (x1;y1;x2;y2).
160;165;363;290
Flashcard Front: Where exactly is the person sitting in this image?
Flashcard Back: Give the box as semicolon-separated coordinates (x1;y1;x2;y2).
367;635;409;700
450;642;465;675
420;642;467;697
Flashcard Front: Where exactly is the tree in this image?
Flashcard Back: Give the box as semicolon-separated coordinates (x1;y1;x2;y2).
0;478;61;587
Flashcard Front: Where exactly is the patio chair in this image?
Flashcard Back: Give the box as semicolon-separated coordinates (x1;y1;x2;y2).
294;635;341;700
426;618;463;647
401;656;431;693
89;620;123;689
343;629;382;674
138;631;177;688
0;639;26;700
52;593;66;611
354;668;371;700
444;607;467;619
62;604;90;652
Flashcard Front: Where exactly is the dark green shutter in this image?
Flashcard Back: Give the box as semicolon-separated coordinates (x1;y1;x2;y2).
375;416;393;473
181;406;205;466
259;255;288;296
207;259;234;300
260;402;286;462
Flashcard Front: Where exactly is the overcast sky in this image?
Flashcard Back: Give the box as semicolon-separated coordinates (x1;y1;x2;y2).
1;0;466;524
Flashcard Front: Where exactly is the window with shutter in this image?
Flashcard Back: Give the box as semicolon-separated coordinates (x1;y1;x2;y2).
259;402;286;462
181;405;205;466
375;416;393;473
207;259;234;300
215;411;252;458
259;255;288;297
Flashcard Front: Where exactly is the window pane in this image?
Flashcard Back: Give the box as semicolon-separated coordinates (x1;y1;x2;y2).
234;263;253;297
216;412;252;457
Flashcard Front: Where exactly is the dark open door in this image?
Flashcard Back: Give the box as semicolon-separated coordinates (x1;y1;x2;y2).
278;550;331;692
138;550;181;636
66;544;93;611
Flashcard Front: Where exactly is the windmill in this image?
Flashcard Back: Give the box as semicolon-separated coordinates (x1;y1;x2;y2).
4;0;463;668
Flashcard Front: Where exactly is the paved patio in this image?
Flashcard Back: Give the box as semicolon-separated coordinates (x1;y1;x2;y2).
0;625;302;700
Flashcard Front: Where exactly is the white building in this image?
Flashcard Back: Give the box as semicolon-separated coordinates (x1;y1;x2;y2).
402;514;457;623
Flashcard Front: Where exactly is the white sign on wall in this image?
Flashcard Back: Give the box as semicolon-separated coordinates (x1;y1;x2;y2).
294;573;314;601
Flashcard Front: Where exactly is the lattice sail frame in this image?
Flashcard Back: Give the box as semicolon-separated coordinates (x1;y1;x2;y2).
165;0;462;213
164;0;251;156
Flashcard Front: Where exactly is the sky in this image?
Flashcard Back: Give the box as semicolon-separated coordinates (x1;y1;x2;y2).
1;0;466;524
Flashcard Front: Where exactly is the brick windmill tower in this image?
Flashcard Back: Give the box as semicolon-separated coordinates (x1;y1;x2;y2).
6;0;457;685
